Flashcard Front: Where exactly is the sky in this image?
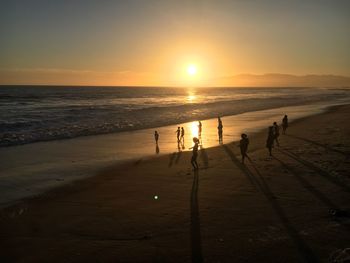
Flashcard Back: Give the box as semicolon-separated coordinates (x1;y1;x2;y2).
0;0;349;86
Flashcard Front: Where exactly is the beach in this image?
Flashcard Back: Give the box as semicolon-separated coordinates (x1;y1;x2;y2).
0;104;349;262
0;101;344;208
3;0;350;262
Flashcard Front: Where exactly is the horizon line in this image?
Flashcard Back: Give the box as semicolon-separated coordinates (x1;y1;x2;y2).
1;84;350;89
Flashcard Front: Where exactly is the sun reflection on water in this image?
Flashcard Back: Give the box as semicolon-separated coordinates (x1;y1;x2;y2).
189;121;199;138
186;90;196;103
187;95;196;102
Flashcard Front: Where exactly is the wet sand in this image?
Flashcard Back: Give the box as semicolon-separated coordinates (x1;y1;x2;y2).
0;102;342;208
0;105;350;262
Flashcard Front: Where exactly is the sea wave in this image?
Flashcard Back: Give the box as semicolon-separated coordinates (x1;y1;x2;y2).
0;86;349;147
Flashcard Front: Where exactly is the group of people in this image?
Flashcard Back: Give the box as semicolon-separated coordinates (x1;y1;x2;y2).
240;114;288;163
175;127;185;143
154;114;289;170
266;115;288;156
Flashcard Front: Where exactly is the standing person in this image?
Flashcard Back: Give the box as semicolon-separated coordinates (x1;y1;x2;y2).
266;126;274;156
154;131;159;144
218;117;223;142
189;137;199;170
175;127;181;142
181;127;185;142
198;121;202;137
154;131;160;154
282;115;288;134
239;133;249;164
273;122;280;146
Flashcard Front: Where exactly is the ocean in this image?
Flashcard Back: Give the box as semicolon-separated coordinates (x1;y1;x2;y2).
1;86;349;147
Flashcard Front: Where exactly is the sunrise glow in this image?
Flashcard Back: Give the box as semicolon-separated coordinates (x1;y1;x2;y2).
187;64;197;76
1;1;349;87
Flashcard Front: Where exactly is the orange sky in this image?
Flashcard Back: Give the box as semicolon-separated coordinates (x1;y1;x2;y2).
1;1;349;86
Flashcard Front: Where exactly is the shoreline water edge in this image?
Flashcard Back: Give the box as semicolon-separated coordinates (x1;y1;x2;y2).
0;99;349;208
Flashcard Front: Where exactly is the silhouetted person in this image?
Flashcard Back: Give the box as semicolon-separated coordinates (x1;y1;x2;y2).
181;127;185;142
176;127;181;142
240;133;249;163
154;130;159;144
282;115;288;134
273;122;280;146
266;126;274;156
218;117;223;143
198;121;202;137
156;144;159;154
189;137;199;170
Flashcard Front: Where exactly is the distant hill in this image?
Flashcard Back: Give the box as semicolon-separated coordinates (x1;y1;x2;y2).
215;74;350;88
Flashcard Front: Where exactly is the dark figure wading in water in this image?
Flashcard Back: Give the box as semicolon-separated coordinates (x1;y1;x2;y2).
180;127;185;142
198;121;202;137
189;137;199;170
217;117;223;143
154;131;160;154
282;115;288;134
239;133;249;163
266;126;274;156
175;127;181;142
154;131;159;144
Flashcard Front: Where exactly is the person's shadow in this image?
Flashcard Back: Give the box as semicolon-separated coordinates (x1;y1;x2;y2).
218;132;223;145
180;140;185;150
191;169;203;262
175;141;182;164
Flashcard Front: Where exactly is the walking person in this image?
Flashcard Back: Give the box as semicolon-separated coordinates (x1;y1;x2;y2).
154;131;160;154
266;126;274;156
181;127;185;142
273;122;280;146
175;127;181;142
239;133;249;164
282;115;288;134
189;137;199;170
218;117;223;143
198;121;202;137
154;130;159;144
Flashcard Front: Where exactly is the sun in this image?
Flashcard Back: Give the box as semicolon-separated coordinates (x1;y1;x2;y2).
187;64;197;76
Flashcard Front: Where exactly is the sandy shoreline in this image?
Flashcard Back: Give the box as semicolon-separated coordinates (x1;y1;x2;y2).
0;104;350;262
0;101;345;209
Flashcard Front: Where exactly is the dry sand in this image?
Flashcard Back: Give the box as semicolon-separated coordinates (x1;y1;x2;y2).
0;105;349;263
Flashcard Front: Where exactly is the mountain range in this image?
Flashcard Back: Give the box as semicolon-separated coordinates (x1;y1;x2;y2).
214;74;350;88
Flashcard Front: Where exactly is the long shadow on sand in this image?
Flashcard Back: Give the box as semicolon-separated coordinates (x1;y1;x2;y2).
190;169;203;263
222;145;258;190
199;146;209;169
273;155;340;210
222;145;318;263
168;152;176;167
277;148;350;193
168;151;183;167
273;155;350;230
286;134;349;155
175;150;183;164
